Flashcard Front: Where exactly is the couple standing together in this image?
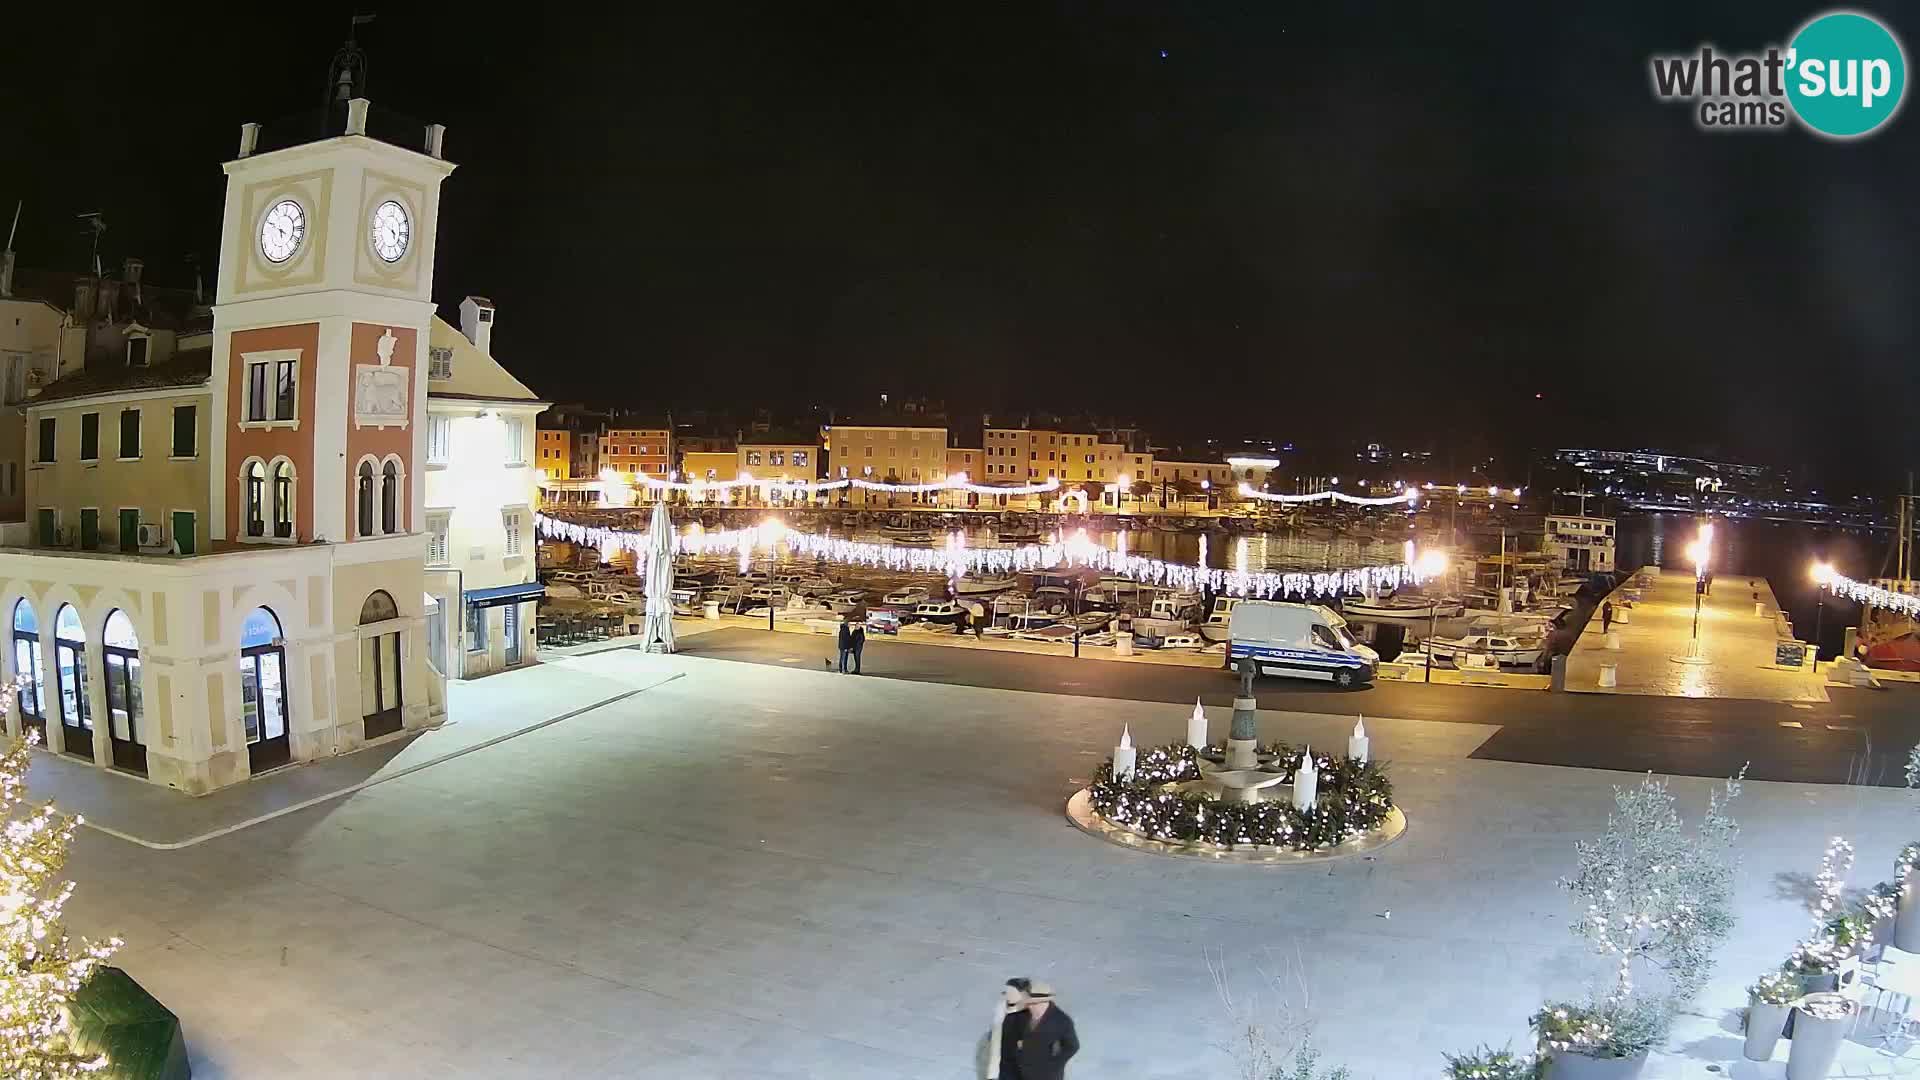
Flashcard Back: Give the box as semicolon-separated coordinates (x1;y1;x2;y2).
835;614;866;674
987;979;1078;1080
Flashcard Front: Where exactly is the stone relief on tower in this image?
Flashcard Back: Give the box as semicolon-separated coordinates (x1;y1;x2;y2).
353;327;409;429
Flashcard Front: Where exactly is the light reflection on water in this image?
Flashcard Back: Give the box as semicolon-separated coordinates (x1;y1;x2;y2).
675;520;1406;574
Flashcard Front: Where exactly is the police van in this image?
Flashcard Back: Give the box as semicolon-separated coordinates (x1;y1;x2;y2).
1227;601;1379;687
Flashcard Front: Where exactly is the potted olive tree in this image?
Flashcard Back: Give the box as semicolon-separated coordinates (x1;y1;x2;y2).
1742;972;1795;1061
1540;771;1745;1078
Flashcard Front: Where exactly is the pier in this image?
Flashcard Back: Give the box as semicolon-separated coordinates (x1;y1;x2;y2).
1565;566;1825;703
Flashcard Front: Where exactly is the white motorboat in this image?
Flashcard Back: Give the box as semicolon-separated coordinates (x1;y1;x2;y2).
1341;595;1465;620
1418;631;1543;668
883;585;931;606
912;601;965;624
791;576;840;597
827;588;869;614
1005;611;1061;633
954;574;1018;595
890;532;936;547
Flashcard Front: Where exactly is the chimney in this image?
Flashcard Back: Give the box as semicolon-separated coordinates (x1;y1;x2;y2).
238;122;259;158
72;277;95;322
122;257;143;304
0;250;13;298
459;296;495;355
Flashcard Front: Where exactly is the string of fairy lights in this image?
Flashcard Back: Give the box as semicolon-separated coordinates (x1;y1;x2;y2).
1815;566;1920;618
535;513;1434;601
1236;484;1420;507
615;469;1064;498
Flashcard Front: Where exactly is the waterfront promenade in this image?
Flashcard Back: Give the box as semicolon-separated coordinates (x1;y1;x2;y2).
1566;567;1826;703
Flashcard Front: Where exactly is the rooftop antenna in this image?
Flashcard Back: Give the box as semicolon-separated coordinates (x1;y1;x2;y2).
75;212;106;276
5;200;19;252
327;14;376;104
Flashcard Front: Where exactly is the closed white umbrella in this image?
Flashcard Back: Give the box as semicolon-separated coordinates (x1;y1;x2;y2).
641;500;677;654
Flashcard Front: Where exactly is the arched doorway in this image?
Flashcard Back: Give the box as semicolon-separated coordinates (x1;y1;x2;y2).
11;601;43;742
240;607;290;774
359;590;403;739
101;610;146;775
53;604;90;760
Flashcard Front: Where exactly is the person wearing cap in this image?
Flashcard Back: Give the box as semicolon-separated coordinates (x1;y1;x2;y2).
1007;981;1078;1080
985;978;1031;1079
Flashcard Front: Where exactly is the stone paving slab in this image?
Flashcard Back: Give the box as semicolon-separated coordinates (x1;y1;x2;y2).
1567;567;1827;703
34;654;682;847
50;651;1920;1077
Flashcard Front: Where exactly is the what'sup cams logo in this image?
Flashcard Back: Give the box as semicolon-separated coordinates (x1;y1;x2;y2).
1650;10;1907;137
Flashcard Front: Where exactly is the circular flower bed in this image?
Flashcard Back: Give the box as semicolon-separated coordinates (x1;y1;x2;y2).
1085;741;1395;852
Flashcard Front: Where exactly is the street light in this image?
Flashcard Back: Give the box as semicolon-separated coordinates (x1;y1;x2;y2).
1810;560;1834;671
1413;549;1449;683
1684;522;1713;658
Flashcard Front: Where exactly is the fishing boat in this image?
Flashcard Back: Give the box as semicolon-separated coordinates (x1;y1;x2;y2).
1341;595;1464;620
994;529;1043;544
1197;596;1241;644
954;574;1018;595
790;575;840;597
889;532;936;547
1004;610;1062;634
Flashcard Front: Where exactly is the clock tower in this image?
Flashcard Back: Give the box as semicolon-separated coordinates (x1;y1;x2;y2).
210;97;456;546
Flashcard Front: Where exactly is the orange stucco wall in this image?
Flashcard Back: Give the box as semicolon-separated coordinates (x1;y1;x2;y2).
344;322;416;535
227;323;319;541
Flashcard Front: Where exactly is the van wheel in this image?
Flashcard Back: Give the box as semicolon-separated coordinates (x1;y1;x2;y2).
1334;669;1355;689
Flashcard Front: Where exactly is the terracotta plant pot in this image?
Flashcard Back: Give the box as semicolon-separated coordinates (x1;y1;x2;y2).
1743;1000;1790;1061
1543;1049;1649;1080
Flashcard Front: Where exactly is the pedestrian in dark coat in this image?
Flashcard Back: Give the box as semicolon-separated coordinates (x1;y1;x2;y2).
1600;600;1613;634
849;620;866;674
835;617;854;673
985;978;1031;1080
1007;982;1078;1080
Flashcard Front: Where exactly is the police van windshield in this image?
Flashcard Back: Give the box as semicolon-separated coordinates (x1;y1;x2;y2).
1313;623;1356;650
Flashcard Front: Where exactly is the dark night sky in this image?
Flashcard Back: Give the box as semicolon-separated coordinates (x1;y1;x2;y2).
3;4;1915;485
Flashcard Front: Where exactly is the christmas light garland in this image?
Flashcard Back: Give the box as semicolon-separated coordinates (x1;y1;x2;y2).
535;514;1429;601
629;470;1063;497
1236;484;1420;507
1084;741;1394;852
1817;568;1920;617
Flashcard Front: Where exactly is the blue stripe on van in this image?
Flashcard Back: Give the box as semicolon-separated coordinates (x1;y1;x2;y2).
1229;644;1369;668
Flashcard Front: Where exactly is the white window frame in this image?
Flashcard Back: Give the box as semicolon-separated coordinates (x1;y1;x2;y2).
503;416;526;466
501;507;526;558
426;510;451;566
239;349;301;430
428;346;454;380
427;415;451;466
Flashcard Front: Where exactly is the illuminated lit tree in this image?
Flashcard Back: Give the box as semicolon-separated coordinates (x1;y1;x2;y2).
0;725;122;1079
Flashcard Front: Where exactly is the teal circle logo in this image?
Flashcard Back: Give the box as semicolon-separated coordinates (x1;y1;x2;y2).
1786;11;1907;137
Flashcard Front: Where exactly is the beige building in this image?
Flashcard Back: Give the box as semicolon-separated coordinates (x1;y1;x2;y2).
824;423;947;505
423;298;547;679
0;93;457;793
1151;460;1234;508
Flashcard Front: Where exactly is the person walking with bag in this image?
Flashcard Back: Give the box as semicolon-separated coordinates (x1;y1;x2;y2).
1007;982;1078;1080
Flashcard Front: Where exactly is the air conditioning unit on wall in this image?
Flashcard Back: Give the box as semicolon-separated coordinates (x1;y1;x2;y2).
136;522;168;552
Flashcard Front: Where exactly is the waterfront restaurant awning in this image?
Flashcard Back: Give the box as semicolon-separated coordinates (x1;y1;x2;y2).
464;582;545;609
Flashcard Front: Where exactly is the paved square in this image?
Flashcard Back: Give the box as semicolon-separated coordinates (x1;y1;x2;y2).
57;650;1920;1077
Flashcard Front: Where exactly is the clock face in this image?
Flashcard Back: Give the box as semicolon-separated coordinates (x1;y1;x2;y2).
259;199;306;264
370;200;411;264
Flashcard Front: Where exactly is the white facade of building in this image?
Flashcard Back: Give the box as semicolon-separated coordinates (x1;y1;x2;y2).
423;298;547;679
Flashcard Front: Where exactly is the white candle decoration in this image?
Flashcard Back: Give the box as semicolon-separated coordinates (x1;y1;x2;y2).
1293;744;1318;812
1187;698;1208;749
1348;715;1369;764
1112;724;1137;782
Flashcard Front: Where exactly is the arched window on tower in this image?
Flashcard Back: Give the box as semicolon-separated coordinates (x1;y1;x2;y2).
381;460;400;534
356;460;375;538
245;460;266;537
271;460;295;539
